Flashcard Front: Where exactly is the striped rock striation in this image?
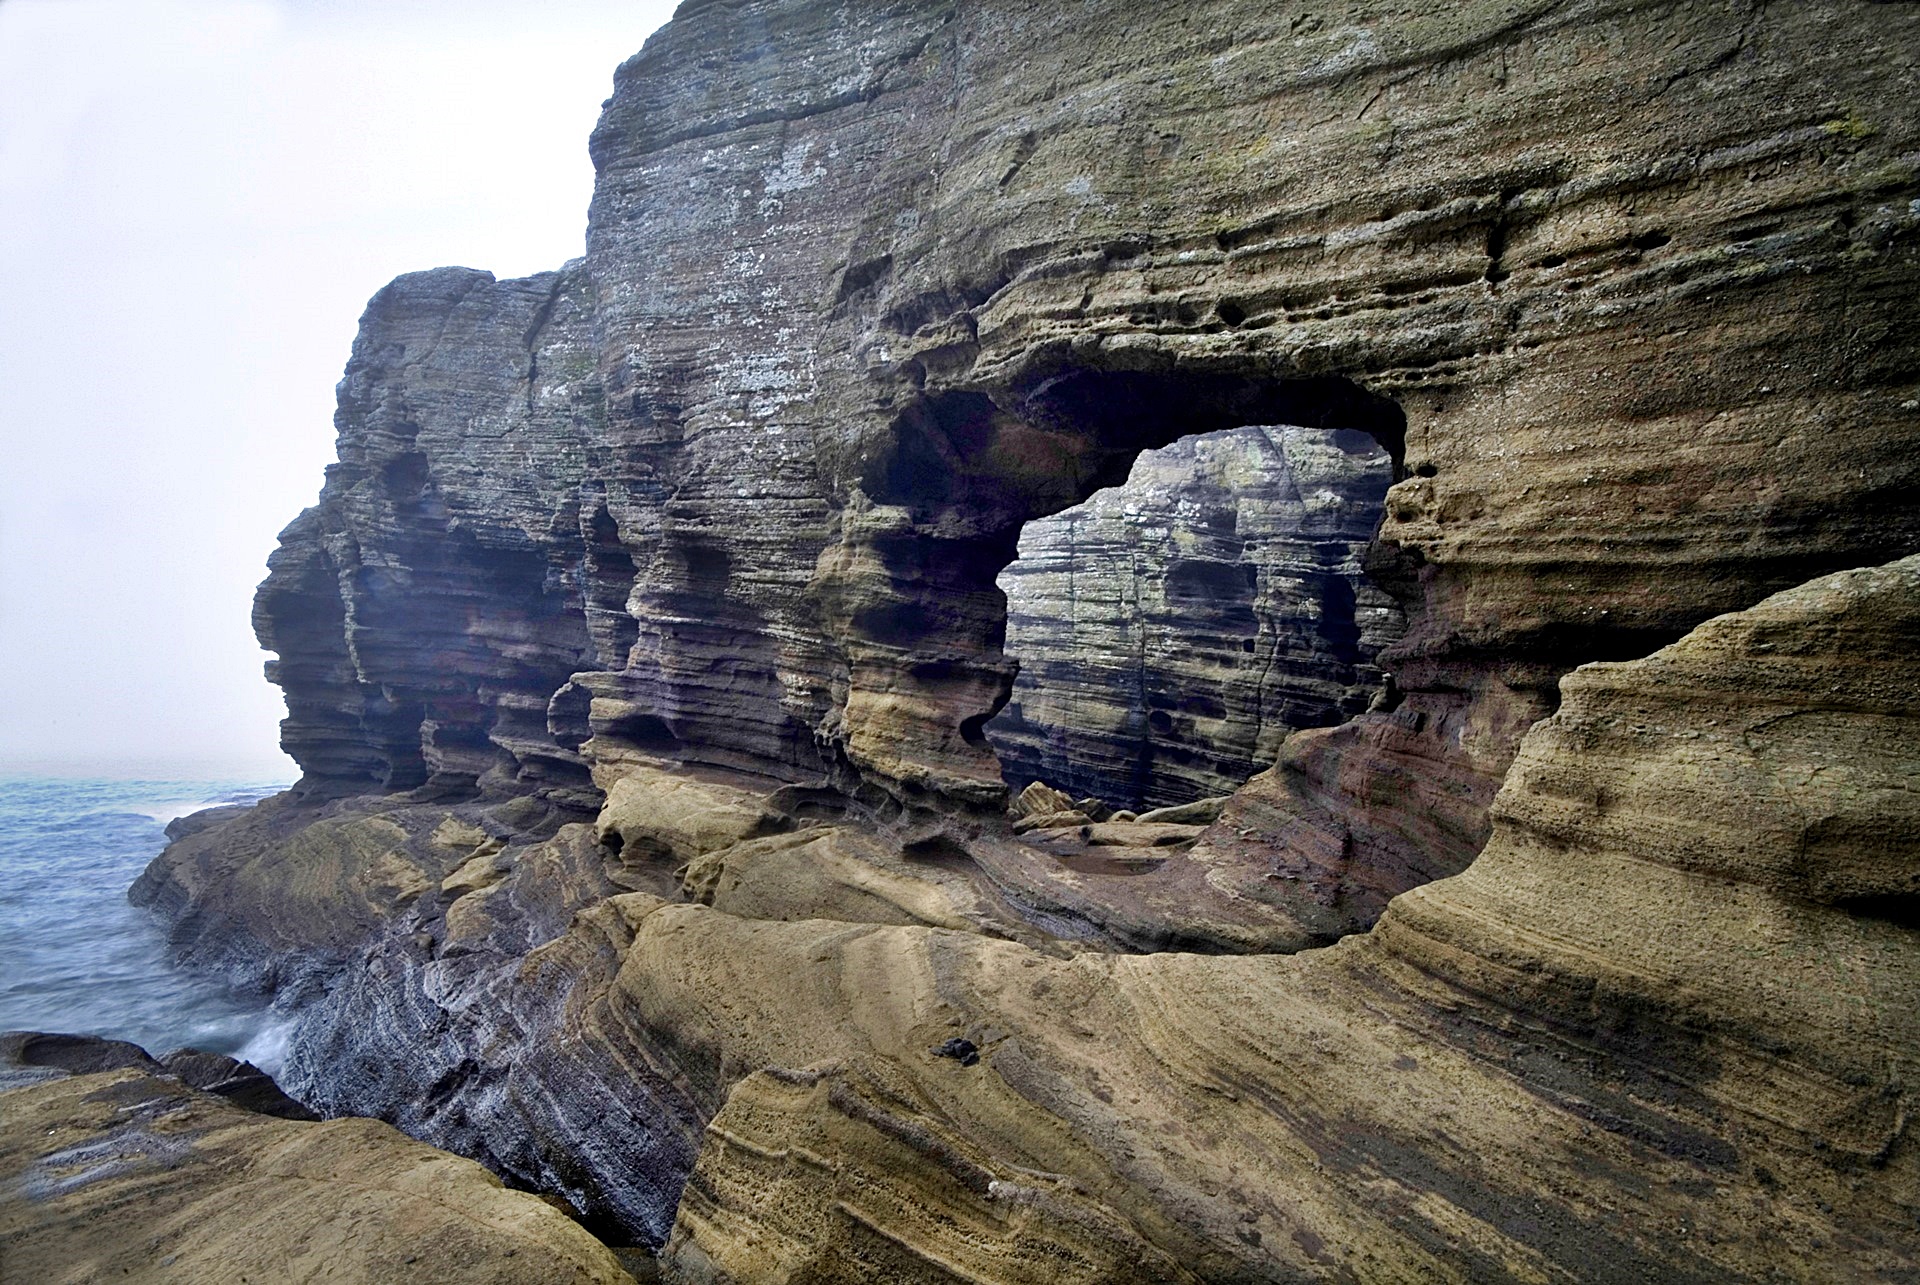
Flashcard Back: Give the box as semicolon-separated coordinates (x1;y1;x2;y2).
135;557;1920;1280
0;1035;635;1285
987;424;1402;811
648;558;1920;1282
128;0;1920;1280
250;0;1920;887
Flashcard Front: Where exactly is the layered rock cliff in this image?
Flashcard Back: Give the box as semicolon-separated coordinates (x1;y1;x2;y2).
122;0;1920;1279
255;0;1920;882
135;556;1920;1279
988;424;1401;810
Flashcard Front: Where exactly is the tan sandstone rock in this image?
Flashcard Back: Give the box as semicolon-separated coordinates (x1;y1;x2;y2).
0;1068;634;1285
130;557;1920;1278
630;555;1920;1281
593;766;780;865
1132;797;1231;827
1009;807;1091;834
1008;781;1078;819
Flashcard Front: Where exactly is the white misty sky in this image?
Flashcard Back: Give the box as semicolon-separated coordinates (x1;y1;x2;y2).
0;0;677;778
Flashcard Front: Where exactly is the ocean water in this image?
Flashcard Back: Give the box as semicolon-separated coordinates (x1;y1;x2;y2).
0;776;293;1068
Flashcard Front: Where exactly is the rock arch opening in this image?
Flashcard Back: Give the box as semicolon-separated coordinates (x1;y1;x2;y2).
987;424;1402;813
838;366;1407;814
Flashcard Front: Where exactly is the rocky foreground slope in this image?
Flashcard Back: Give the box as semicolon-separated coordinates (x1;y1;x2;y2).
109;0;1920;1279
0;1034;634;1284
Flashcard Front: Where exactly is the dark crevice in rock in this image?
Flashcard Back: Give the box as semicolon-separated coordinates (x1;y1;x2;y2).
1833;893;1920;932
582;502;640;670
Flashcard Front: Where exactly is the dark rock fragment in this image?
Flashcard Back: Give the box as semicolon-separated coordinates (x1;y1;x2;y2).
0;1030;160;1077
1075;797;1115;822
931;1038;980;1067
160;1048;320;1120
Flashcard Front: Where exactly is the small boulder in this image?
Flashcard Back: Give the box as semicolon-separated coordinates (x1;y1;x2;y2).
1135;796;1231;826
0;1031;158;1077
1082;822;1207;849
1074;797;1114;822
1009;781;1076;819
160;1048;319;1121
930;1037;980;1067
1110;810;1139;823
1012;809;1092;834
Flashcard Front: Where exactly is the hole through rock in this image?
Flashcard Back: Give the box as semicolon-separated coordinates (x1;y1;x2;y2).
985;421;1402;812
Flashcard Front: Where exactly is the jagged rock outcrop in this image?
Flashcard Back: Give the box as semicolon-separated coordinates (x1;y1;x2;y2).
988;424;1401;810
258;266;611;801
136;557;1920;1280
0;1036;634;1285
256;0;1920;892
127;0;1920;1280
131;761;1049;1243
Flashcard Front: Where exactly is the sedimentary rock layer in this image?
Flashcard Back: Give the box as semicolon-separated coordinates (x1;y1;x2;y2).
988;424;1400;810
258;0;1920;900
131;761;1050;1244
0;1043;634;1285
136;556;1920;1280
633;553;1919;1280
124;1;1920;1280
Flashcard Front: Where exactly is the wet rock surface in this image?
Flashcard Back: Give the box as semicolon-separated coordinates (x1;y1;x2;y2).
120;0;1920;1280
158;1047;320;1121
0;1031;313;1120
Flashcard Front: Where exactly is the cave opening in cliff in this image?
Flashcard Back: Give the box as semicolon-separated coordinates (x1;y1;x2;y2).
583;502;640;667
862;369;1407;814
984;422;1402;813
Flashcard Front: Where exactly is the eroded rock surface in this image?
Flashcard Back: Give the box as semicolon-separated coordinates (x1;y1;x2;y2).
636;555;1920;1281
257;0;1920;842
131;762;1052;1243
132;558;1920;1280
127;0;1920;1280
989;425;1401;810
0;1046;633;1285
